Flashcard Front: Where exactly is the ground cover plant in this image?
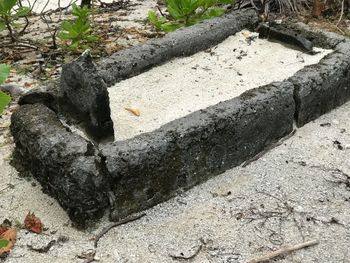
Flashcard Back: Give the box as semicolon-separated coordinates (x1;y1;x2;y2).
58;3;100;51
0;64;10;114
148;0;233;32
0;0;30;42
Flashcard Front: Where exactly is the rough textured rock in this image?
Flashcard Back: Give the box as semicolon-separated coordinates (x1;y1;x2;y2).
97;9;258;86
10;104;110;227
59;50;114;142
270;22;346;49
18;81;59;112
101;82;295;220
290;44;350;127
257;23;314;53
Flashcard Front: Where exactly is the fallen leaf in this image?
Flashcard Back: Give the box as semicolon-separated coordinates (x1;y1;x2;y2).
125;107;140;117
242;31;251;38
0;228;17;255
24;212;43;234
0;227;8;236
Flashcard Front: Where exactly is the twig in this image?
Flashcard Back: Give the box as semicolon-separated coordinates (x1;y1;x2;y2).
93;213;146;248
336;0;345;27
169;245;203;261
27;240;56;253
246;240;319;263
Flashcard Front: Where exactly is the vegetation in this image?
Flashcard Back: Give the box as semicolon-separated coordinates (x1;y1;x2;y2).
58;3;100;51
0;0;30;42
0;64;11;115
148;0;233;32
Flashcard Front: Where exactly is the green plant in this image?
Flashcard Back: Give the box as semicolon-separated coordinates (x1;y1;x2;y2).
0;0;30;42
0;64;11;114
0;239;9;249
58;3;100;51
148;0;233;32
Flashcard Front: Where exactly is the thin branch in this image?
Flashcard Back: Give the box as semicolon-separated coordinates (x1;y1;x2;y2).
336;0;345;27
169;245;203;260
246;240;319;263
93;213;146;248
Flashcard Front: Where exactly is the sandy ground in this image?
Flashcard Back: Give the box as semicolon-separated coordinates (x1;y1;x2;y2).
109;31;332;141
1;94;350;263
1;2;349;262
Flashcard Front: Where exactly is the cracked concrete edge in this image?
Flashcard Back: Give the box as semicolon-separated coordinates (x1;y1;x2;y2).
279;23;350;127
11;21;350;226
257;22;350;127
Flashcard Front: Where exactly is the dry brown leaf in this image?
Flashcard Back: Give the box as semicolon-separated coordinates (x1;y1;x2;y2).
0;227;8;236
125;107;140;117
24;212;43;234
242;31;251;38
0;228;17;255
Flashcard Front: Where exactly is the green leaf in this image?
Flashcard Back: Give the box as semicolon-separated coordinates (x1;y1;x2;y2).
0;63;10;84
85;35;99;43
149;0;228;32
1;0;16;13
160;21;183;32
0;91;11;114
217;0;234;4
0;21;5;31
15;6;30;17
0;239;9;248
203;7;225;18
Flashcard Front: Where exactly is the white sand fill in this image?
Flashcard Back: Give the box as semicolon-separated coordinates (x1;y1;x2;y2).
109;30;332;141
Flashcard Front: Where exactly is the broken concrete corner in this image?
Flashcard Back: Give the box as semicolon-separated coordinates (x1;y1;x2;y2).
10;104;110;227
59;50;114;142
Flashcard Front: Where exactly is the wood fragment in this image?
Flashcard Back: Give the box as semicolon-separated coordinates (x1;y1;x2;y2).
125;107;140;116
169;245;203;261
94;213;146;248
246;240;319;263
27;240;56;253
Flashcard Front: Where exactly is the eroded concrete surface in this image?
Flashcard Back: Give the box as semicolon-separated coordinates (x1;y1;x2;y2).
109;31;332;141
1;99;350;262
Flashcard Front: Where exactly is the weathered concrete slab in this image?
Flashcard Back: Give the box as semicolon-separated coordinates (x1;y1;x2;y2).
10;104;110;227
101;82;295;220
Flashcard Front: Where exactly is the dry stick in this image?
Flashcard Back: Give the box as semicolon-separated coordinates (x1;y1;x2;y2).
336;0;345;27
94;213;146;248
169;245;203;261
246;240;319;263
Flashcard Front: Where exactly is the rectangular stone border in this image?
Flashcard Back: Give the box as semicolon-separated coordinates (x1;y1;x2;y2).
11;19;350;227
58;9;259;143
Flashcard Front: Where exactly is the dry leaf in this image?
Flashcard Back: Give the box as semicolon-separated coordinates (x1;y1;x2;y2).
0;227;8;236
242;31;251;38
125;107;140;117
24;212;43;234
0;228;17;255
